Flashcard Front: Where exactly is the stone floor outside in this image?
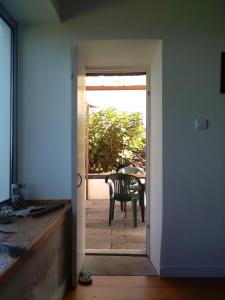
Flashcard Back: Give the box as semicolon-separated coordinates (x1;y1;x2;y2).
85;199;146;254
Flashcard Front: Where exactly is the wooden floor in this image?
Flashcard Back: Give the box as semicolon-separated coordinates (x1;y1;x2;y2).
64;276;225;300
86;199;146;253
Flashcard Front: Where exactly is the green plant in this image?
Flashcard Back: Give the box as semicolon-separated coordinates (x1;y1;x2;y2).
88;107;146;173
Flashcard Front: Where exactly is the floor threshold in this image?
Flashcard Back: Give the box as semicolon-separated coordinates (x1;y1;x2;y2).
82;256;156;275
85;248;146;256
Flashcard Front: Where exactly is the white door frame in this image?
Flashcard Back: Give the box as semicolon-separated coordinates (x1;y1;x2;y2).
145;68;151;258
85;66;151;258
71;45;86;287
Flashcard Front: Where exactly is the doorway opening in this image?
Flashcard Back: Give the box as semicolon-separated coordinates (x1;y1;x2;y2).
85;72;149;258
72;39;162;283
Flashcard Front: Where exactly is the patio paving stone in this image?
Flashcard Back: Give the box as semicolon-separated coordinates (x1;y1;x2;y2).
111;242;127;249
125;235;146;243
86;234;126;243
85;199;146;253
86;228;111;235
86;240;111;249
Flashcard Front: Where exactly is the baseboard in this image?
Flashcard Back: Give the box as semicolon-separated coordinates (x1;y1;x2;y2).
160;266;225;278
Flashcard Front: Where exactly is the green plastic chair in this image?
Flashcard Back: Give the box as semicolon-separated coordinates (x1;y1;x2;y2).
105;173;144;227
118;166;144;174
118;166;145;209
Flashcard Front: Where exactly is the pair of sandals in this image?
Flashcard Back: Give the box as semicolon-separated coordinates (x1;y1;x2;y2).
79;271;92;285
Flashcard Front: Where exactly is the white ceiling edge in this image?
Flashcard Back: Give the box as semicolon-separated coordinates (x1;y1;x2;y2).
74;39;161;69
0;0;60;24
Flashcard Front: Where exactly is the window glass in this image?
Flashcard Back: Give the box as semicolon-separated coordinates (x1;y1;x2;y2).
0;17;11;201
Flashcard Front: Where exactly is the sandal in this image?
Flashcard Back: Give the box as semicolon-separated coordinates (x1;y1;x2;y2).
79;271;92;285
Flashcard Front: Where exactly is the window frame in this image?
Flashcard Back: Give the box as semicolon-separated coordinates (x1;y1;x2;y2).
0;4;18;201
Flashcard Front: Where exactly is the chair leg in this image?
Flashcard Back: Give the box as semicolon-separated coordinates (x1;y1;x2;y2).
124;201;127;219
109;199;112;226
140;190;145;222
141;203;145;223
112;199;115;220
109;198;115;226
131;200;137;227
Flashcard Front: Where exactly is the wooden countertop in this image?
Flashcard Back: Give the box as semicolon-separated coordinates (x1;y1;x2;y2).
0;202;71;288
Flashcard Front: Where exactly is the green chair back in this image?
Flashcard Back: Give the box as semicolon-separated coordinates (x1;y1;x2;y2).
118;166;144;174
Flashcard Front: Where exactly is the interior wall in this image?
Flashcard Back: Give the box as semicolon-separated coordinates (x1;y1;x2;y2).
161;36;225;277
18;0;225;277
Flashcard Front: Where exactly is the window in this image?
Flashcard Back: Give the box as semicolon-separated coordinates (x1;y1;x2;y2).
0;5;18;202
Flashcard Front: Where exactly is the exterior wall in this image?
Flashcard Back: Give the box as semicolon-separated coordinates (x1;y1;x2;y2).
88;179;109;200
18;0;225;277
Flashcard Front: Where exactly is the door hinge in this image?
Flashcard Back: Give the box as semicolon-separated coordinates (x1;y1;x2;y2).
147;90;150;96
147;224;150;229
71;74;74;79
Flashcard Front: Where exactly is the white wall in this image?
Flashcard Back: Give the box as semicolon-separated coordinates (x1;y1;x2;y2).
18;0;225;276
88;179;108;200
161;36;225;277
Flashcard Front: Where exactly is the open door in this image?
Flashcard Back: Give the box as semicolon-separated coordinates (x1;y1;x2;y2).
71;46;86;287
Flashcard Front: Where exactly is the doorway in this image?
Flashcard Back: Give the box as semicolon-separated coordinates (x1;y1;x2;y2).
85;72;148;256
71;39;163;284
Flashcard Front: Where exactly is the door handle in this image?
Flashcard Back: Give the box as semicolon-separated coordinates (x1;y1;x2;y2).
77;173;82;188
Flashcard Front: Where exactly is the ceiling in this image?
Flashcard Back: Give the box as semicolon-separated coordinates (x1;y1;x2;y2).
0;1;160;68
76;40;160;69
0;0;126;23
0;0;60;23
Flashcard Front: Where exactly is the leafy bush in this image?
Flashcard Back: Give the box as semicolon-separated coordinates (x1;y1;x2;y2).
88;107;146;173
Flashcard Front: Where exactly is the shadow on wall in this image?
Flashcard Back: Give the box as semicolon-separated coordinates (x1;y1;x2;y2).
58;0;130;22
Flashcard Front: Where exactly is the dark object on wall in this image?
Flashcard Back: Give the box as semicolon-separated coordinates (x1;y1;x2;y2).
221;52;225;93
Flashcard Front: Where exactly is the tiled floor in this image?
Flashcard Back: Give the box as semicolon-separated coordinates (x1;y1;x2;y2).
85;199;146;254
